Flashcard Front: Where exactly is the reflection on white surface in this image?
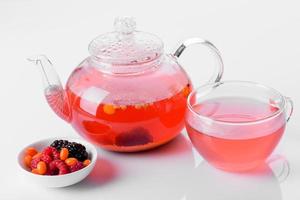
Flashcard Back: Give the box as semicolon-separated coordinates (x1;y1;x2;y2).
11;133;291;200
64;134;195;200
62;134;289;200
184;161;285;200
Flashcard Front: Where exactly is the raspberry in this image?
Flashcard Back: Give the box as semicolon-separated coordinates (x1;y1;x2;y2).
49;160;70;175
42;146;60;160
40;154;53;165
69;161;84;173
46;161;59;175
31;154;53;172
31;157;41;169
115;127;153;146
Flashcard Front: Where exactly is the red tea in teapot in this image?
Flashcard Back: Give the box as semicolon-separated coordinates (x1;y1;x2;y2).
68;86;190;152
186;97;286;171
45;65;192;152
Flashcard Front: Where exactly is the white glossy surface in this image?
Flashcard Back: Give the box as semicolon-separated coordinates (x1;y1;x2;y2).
0;0;300;199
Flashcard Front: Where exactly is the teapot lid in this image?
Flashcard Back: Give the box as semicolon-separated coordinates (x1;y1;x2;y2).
88;17;164;65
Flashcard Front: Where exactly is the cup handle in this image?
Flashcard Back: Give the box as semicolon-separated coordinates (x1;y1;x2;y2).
267;154;290;183
285;97;294;122
173;38;224;83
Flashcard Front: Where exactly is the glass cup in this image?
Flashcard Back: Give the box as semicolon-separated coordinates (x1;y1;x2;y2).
185;81;293;172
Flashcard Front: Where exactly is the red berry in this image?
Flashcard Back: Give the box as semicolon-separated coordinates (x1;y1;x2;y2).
42;146;60;160
59;166;70;175
69;161;84;173
31;152;53;173
42;146;53;155
49;160;70;175
45;161;57;175
31;157;41;169
40;154;53;165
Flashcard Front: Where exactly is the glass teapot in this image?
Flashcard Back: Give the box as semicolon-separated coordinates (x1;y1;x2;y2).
29;17;224;152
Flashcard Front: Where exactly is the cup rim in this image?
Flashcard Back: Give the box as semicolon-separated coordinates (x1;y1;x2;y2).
187;80;287;125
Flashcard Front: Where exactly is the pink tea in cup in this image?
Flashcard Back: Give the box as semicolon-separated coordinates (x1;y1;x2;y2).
185;81;293;172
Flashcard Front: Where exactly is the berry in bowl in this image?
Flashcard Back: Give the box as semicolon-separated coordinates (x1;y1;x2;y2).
17;138;97;187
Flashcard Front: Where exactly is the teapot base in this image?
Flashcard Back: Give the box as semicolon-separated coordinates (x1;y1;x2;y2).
93;133;180;153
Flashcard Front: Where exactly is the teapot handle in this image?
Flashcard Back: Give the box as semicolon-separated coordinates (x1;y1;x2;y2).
174;38;224;83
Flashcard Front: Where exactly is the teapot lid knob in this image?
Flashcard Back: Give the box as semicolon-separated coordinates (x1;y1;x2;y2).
114;16;136;34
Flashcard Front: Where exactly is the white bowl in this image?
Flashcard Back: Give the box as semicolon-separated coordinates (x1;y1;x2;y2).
17;137;97;188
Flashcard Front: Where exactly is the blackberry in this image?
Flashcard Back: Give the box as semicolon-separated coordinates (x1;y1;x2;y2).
50;140;88;161
50;140;70;151
115;127;153;146
66;142;88;162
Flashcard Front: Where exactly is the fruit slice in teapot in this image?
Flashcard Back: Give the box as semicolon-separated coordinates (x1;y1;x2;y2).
28;17;224;152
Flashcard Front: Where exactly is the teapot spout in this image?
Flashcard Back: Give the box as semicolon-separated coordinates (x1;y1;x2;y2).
28;55;71;122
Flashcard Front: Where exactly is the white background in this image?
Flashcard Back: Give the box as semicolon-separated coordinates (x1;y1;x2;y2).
0;0;299;199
